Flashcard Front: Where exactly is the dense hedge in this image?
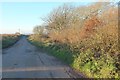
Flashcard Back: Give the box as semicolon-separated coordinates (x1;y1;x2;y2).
28;33;119;78
2;34;21;49
28;2;119;78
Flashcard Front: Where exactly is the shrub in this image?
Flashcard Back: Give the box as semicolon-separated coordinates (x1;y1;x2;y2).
29;2;119;78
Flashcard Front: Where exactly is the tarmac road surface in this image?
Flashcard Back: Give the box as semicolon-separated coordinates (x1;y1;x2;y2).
2;36;81;78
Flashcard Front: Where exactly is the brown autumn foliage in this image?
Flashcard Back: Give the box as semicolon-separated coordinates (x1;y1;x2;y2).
30;2;119;78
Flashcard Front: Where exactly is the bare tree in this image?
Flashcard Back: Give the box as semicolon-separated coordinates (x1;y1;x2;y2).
42;4;75;30
33;25;44;35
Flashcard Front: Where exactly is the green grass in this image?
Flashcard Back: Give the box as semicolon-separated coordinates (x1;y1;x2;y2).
2;35;21;49
28;36;120;78
28;39;74;65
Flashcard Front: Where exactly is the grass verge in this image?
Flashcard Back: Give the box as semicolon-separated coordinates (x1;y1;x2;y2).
2;34;21;49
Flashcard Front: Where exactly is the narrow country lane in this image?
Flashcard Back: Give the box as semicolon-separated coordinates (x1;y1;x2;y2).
2;36;76;78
